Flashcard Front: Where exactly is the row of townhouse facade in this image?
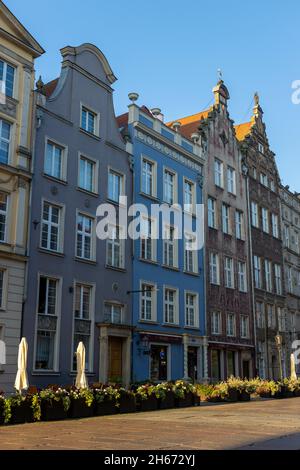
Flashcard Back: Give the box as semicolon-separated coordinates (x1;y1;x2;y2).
0;1;299;391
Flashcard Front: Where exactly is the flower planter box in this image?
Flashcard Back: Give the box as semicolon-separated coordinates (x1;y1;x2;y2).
274;386;293;399
10;401;34;425
41;400;68;421
94;399;118;416
227;389;239;402
137;394;158;412
119;394;136;414
159;391;175;409
193;394;201;406
238;390;251;402
175;391;195;408
0;402;4;425
69;397;93;419
259;391;271;399
294;390;300;397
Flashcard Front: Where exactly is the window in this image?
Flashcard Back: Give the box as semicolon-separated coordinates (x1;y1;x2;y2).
184;179;195;212
0;119;11;164
41;202;62;252
287;266;293;294
163;225;177;268
163;169;176;204
142;158;156;197
108;169;124;202
45;141;65;180
262;207;269;233
227;167;236;194
235;211;244;239
73;283;93;371
253;167;257;179
104;303;123;324
184;233;198;273
214;159;223;187
278;307;285;332
269;179;275;191
260;172;267;186
240;316;249;338
211;312;221;335
274;264;282;295
185;292;198;327
141;218;156;262
208;197;216;229
267;304;275;328
79;156;96;193
256;302;265;328
76;213;94;260
265;260;272;292
164;287;178;324
253;255;262;289
284;225;290;248
251;202;259;228
210;252;220;285
35;276;59;370
0;193;8;242
258;143;264;154
140;283;156;321
224;257;234;288
0;59;15;97
222;204;230;234
227;313;236;337
106;225;124;269
272;214;279;238
238;261;247;292
81;106;97;135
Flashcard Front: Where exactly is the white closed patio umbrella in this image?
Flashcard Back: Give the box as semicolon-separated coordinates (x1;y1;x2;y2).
75;341;88;389
14;337;29;393
290;353;297;380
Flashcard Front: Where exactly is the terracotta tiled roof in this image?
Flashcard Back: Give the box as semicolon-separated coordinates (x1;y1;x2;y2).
43;78;59;98
234;121;253;141
166;109;210;140
116;112;128;128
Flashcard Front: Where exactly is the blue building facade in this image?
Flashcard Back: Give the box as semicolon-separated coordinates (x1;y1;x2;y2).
118;103;207;383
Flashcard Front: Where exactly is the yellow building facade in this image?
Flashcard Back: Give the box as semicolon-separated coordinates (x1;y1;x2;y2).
0;1;44;390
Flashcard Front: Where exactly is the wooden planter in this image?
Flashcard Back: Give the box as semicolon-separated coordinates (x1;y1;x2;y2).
41;400;69;421
175;391;195;408
137;394;158;412
119;394;136;414
69;397;94;419
94;399;118;416
10;401;34;424
159;391;175;409
238;390;251;402
227;389;239;402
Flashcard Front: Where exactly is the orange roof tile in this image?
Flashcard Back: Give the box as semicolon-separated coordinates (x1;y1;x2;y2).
234;122;253;141
166;109;210;140
42;78;59;98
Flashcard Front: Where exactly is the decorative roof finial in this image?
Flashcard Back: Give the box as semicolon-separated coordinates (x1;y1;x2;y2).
254;92;259;106
217;68;223;82
36;75;44;92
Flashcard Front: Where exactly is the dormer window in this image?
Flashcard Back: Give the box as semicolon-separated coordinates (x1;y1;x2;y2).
80;105;99;136
258;143;264;154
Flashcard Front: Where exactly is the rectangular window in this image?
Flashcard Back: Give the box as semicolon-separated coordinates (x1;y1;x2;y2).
222;204;230;234
208;197;216;229
142;158;156;197
210;252;220;285
184;233;198;273
240;315;249;338
272;214;279;238
81;106;97;135
260;172;267;186
227;166;236;194
256;302;265;328
269;179;275;191
238;261;247;292
141;218;156;261
184;179;195;212
41;202;62;252
185;292;198;327
287;266;293;293
224;257;234;288
265;260;272;292
258;143;265;154
0;59;15;97
163;225;177;268
251;202;259;228
0;119;11;165
214;159;223;187
79;156;96;193
106;225;124;269
164;288;178;324
262;207;269;233
163;169;176;204
226;313;236;337
278;307;285;332
254;255;262;289
73;283;93;371
140;283;156;321
45;141;64;180
0;192;8;242
211;312;221;335
76;213;94;260
274;264;282;295
235;210;244;239
284;225;290;248
104;303;123;324
108;169;124;202
267;304;275;329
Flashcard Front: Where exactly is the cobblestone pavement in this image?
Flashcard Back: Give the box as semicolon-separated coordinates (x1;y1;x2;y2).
1;398;300;450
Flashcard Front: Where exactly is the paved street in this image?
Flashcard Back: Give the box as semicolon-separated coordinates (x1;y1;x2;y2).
1;397;300;450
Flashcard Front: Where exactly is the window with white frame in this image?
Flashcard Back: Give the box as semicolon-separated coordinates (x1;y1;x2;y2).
274;264;282;295
73;283;93;371
267;304;275;328
0;269;5;309
184;233;198;273
141;218;156;262
35;276;59;370
163;225;177;268
185;292;198;327
269;179;275;192
240;315;249;338
278;307;285;332
287;266;293;294
184;179;195;212
208;197;217;229
79;155;96;193
284;225;290;248
260;172;268;186
251;202;259;228
164;287;178;324
235;210;244;240
272;214;279;238
256;302;265;328
210;252;220;285
265;260;272;292
0;119;11;165
106;225;124;269
224;257;234;288
253;255;262;289
140;283;156;321
0;192;8;243
238;261;247;292
253;167;257;179
76;213;94;260
211;312;221;335
141;158;156;197
163;168;176;205
227;166;236;194
45;141;65;180
41;202;63;252
108;169;124;202
214;159;223;187
258;143;265;154
0;59;15;97
262;207;269;233
226;313;236;337
104;302;123;324
222;204;230;234
81;106;98;135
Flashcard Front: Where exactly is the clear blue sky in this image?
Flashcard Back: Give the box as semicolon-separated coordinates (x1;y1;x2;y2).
5;0;300;192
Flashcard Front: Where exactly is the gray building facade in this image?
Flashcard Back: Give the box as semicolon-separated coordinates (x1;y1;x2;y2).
23;43;133;388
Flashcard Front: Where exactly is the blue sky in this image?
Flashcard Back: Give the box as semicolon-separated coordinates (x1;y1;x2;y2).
6;0;300;192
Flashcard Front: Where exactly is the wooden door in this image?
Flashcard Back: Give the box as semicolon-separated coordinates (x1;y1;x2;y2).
108;337;123;381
